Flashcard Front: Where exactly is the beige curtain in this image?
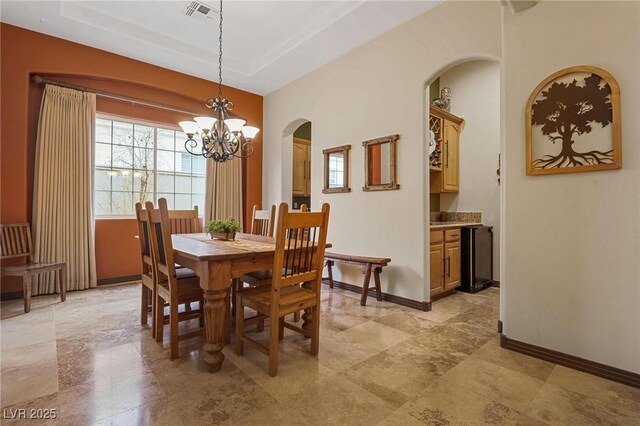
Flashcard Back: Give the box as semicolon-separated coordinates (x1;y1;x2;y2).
204;159;244;229
32;84;97;294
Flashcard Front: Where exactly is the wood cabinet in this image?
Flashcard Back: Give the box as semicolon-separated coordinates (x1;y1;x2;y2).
430;227;461;298
429;107;464;194
293;138;311;196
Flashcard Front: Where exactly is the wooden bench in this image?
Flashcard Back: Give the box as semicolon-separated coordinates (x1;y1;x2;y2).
324;252;391;306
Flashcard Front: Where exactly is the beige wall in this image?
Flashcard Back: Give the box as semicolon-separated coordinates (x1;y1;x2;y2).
439;60;501;281
263;1;502;301
502;1;640;372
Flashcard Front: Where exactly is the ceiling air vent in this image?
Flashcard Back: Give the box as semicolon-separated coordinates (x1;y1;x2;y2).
183;1;218;22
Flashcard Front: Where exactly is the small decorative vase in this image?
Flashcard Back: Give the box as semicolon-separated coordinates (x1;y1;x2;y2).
210;232;236;241
441;87;452;112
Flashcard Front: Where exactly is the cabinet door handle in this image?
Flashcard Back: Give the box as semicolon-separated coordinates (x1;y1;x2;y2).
445;141;449;167
446;256;451;277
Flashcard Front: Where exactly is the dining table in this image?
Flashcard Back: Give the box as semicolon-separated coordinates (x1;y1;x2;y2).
171;232;279;373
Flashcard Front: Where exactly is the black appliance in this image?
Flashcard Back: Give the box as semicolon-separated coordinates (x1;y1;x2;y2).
459;226;493;293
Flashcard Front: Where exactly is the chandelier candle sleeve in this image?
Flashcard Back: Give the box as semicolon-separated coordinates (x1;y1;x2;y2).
178;0;259;163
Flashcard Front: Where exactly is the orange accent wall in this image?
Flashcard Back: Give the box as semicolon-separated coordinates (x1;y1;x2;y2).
371;144;382;185
0;24;263;292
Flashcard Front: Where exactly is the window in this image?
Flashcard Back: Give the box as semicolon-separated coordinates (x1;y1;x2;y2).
94;117;206;216
328;154;344;188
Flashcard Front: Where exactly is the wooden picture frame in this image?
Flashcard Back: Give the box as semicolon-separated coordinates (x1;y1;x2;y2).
526;65;621;175
362;134;400;191
322;144;351;194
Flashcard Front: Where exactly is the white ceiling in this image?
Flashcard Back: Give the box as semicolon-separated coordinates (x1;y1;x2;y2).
0;0;442;95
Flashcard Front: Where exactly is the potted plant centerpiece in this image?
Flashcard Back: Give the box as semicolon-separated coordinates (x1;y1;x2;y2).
206;218;241;241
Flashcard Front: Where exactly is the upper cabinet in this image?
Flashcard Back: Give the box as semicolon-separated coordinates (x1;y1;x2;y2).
293;138;311;196
429;106;464;193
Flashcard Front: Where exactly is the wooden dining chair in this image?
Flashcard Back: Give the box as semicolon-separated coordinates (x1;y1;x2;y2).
0;223;66;313
134;203;158;336
250;204;276;237
145;198;205;360
233;204;307;326
169;206;202;234
235;202;330;376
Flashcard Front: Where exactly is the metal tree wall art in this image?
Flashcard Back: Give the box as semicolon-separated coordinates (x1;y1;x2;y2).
526;66;621;175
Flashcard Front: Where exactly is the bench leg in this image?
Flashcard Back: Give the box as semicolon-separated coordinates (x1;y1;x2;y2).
373;267;383;301
360;264;372;306
326;260;334;288
23;273;32;313
59;264;66;302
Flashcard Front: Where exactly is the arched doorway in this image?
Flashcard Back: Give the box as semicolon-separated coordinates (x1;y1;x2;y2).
281;119;311;209
424;58;503;311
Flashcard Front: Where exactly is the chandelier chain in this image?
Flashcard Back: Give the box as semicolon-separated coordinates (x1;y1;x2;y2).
218;0;223;98
180;0;258;163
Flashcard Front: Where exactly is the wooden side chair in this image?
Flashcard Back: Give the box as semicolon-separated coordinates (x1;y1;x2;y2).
233;204;305;326
135;203;158;336
250;204;276;237
235;202;330;376
145;199;205;360
232;205;276;329
0;223;66;313
169;206;202;234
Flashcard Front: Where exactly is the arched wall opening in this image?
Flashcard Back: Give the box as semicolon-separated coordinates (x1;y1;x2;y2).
281;118;311;208
423;57;503;311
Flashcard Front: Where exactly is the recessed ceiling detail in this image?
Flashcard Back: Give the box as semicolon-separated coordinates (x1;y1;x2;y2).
1;1;443;95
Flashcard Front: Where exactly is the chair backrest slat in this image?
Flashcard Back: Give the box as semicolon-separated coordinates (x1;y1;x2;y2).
169;206;202;234
146;198;179;299
272;203;330;295
135;203;154;278
250;205;276;237
0;224;32;261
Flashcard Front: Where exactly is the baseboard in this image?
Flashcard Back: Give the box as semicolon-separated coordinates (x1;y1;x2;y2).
491;280;500;288
0;290;24;301
323;279;431;311
431;289;456;302
1;277;139;299
500;334;640;389
97;275;141;286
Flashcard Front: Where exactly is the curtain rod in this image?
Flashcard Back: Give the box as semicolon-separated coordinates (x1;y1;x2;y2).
31;75;201;117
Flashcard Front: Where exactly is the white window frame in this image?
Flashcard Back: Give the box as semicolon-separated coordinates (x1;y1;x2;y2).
94;114;206;218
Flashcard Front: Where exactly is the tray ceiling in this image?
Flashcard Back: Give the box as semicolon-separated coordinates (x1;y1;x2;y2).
1;1;442;95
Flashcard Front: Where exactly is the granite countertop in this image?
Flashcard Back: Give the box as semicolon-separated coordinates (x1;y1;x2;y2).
429;211;483;230
430;221;483;230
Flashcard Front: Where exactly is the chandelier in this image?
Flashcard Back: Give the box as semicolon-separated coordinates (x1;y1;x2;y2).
179;0;259;162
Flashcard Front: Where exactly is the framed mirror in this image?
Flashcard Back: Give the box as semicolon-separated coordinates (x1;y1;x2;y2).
363;134;400;191
322;145;351;193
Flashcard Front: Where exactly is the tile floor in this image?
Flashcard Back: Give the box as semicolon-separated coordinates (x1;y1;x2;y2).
1;284;639;425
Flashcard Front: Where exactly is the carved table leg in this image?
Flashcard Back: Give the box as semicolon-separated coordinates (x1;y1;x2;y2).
203;289;227;373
